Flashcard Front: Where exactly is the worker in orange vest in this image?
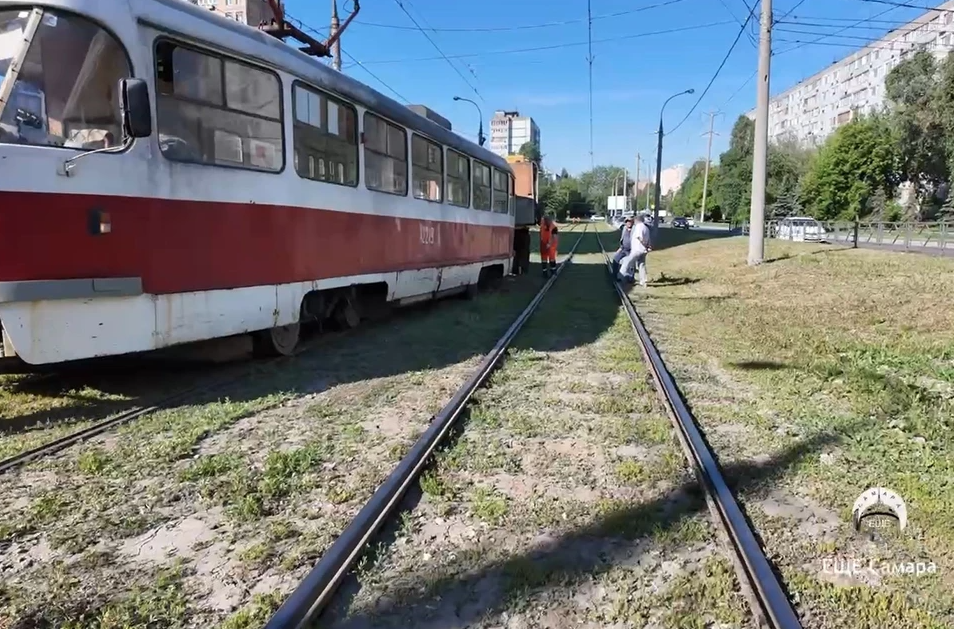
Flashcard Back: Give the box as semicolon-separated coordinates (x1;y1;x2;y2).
539;215;559;276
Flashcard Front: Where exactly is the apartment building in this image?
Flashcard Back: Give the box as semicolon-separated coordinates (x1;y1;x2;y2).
191;0;278;26
660;164;688;196
748;0;954;146
489;110;541;158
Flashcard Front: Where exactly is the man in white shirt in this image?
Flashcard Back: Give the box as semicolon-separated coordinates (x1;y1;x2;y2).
619;215;651;286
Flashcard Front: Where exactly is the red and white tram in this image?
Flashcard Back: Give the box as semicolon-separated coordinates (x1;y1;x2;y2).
0;0;517;366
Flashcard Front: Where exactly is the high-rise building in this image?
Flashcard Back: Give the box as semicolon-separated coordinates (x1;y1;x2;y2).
191;0;278;27
660;164;688;196
748;0;954;146
489;110;540;158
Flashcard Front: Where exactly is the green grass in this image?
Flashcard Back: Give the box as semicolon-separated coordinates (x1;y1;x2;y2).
630;228;954;627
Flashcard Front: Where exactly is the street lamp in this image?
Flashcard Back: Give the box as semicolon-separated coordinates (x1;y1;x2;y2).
652;88;694;234
453;96;485;147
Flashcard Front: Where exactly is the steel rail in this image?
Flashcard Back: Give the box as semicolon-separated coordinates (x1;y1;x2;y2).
263;224;588;629
595;230;801;629
0;229;559;476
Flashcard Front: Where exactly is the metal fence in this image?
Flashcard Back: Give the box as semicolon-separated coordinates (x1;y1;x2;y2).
733;220;954;253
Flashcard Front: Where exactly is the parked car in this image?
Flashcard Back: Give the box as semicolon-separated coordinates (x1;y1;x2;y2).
775;216;829;242
671;216;690;229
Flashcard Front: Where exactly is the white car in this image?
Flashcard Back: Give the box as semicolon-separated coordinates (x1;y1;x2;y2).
775;216;829;242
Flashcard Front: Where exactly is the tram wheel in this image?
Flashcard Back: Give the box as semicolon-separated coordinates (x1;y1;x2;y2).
252;322;300;357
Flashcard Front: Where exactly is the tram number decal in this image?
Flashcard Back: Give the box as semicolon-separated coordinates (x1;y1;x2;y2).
420;224;436;245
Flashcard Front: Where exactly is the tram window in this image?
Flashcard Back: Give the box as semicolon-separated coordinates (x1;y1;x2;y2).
446;149;470;208
154;40;283;172
473;161;491;211
492;168;510;213
411;134;443;203
0;9;130;150
363;112;407;195
292;83;357;186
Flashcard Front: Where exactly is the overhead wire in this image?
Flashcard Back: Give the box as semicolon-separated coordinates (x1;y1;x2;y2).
349;20;735;65
772;4;899;55
667;2;759;134
391;0;484;103
352;0;687;33
282;11;410;103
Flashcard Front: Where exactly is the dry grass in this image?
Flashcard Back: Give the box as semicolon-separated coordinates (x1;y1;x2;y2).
0;269;562;628
626;228;954;628
324;232;754;629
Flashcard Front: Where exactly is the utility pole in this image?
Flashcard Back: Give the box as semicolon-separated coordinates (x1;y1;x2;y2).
645;164;652;212
748;0;772;266
623;167;629;213
330;0;341;71
635;152;641;213
586;0;594;170
700;111;720;225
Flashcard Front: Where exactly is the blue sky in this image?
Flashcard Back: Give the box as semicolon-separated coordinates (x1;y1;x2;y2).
284;0;932;178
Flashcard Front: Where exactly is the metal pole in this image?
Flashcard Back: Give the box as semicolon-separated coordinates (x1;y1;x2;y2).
623;167;628;213
453;96;484;147
700;111;719;225
748;0;772;266
645;164;652;213
587;0;594;170
653;118;663;232
330;0;341;71
653;89;694;236
635;153;640;212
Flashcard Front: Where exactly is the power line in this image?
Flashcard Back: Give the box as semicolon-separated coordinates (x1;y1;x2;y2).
860;0;954;12
353;0;687;33
668;4;758;135
391;0;484;103
774;0;809;23
775;36;951;53
341;48;410;103
772;4;898;55
717;0;758;47
283;11;410;104
351;20;735;65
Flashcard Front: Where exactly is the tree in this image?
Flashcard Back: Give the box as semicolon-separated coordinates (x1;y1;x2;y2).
799;114;898;220
714;116;755;223
885;51;948;206
670;159;715;218
518;141;542;165
577;165;634;211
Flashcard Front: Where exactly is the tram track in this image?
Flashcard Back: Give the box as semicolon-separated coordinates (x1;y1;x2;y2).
0;225;586;477
257;224;803;629
259;225;590;629
593;232;801;629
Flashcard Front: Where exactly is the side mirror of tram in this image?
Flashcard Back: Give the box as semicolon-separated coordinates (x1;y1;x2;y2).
119;78;152;139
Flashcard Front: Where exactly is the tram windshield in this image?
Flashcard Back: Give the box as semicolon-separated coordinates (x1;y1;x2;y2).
0;8;130;150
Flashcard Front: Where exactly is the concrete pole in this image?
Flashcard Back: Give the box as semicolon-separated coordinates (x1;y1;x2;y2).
330;0;341;72
700;111;719;225
748;0;772;266
653;118;664;234
623;167;628;213
645;164;652;212
635;152;641;212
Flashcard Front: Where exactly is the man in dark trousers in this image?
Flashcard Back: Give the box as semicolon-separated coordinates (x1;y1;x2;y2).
539;215;559;276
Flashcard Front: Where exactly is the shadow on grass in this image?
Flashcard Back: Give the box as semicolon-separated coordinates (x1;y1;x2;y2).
650;226;736;252
324;428;845;628
730;360;789;371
